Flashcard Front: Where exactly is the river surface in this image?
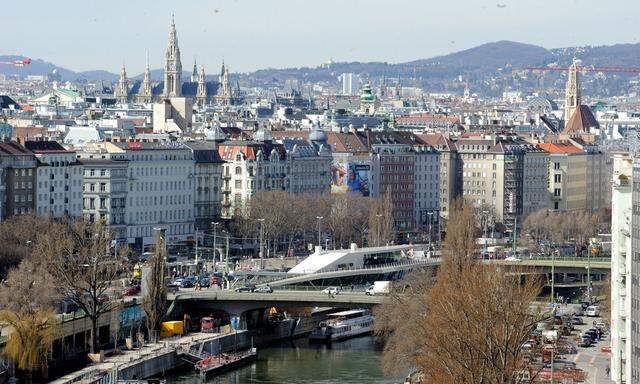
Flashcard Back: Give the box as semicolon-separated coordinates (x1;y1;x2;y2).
166;336;402;384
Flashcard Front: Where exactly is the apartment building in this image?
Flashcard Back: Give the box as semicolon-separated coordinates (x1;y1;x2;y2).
76;150;129;240
412;145;440;228
415;133;460;222
370;144;415;229
0;141;36;220
539;141;606;212
628;157;640;383
281;136;332;195
218;133;287;218
453;136;548;231
25;140;83;218
610;153;633;384
185;142;224;230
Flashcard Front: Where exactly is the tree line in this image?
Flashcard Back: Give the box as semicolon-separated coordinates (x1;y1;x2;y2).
520;208;611;255
233;190;395;255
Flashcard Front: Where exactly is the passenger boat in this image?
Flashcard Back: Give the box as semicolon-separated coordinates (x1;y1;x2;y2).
309;309;374;342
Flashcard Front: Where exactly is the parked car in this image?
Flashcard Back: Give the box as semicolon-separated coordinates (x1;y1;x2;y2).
199;277;211;288
322;286;341;295
585;305;600;317
122;285;141;296
579;335;593;347
571;316;584;325
254;285;273;293
595;321;607;332
180;277;197;288
235;284;256;293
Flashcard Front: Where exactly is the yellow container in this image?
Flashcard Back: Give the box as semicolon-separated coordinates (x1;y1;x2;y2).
160;321;184;338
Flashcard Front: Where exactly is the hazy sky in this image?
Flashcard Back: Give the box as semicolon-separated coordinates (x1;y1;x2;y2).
4;0;640;75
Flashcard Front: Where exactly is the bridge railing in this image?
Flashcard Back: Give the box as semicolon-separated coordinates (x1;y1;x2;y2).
311;257;439;275
505;255;611;263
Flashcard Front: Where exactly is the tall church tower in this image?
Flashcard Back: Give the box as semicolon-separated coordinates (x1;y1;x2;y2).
564;57;581;121
191;58;198;82
197;65;207;107
137;54;153;104
217;61;232;105
163;15;182;97
115;63;129;104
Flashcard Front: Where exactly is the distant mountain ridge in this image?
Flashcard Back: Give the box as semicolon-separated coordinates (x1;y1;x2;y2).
3;41;640;95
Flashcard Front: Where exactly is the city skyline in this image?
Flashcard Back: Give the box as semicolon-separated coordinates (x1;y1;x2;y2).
3;0;640;74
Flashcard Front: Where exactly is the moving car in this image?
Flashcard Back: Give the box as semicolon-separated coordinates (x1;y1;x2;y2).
366;281;391;296
254;285;273;293
235;284;256;293
322;286;341;295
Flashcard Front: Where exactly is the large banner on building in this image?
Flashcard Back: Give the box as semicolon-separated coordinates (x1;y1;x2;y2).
331;160;371;196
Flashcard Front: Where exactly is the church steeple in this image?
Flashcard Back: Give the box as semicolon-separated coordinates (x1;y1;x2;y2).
197;65;207;107
163;14;182;97
564;57;581;121
115;62;129;104
191;58;198;82
137;53;152;104
217;60;232;106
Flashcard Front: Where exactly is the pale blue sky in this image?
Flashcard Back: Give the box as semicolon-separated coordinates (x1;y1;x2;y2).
3;0;640;74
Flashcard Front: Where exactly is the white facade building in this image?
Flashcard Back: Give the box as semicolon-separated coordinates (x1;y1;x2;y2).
341;73;358;96
25;141;83;218
611;154;634;383
79;141;195;250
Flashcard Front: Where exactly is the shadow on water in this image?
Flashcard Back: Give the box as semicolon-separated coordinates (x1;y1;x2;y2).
166;336;401;384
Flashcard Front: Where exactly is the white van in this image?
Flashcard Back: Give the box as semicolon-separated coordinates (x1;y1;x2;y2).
585;305;600;317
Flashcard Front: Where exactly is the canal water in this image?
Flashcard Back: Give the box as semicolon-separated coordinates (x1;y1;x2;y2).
166;336;402;384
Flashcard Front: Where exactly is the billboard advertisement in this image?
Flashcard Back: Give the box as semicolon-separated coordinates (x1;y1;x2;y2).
331;160;371;196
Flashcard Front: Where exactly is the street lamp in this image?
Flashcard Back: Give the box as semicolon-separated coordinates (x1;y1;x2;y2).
426;211;433;254
211;222;219;263
316;216;323;249
375;214;382;247
257;219;265;270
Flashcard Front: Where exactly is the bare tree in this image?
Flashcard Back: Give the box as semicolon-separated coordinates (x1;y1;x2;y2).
0;214;60;277
442;199;479;270
35;221;125;354
142;229;167;343
0;259;60;383
109;301;123;353
375;199;543;384
367;192;394;247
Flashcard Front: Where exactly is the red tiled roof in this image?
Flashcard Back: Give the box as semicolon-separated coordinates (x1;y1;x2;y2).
538;142;584;154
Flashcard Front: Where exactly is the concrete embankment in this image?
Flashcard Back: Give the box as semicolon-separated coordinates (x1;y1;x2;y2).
52;331;251;384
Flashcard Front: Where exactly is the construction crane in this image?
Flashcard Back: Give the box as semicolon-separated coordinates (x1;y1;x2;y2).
0;58;31;67
524;64;640;74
